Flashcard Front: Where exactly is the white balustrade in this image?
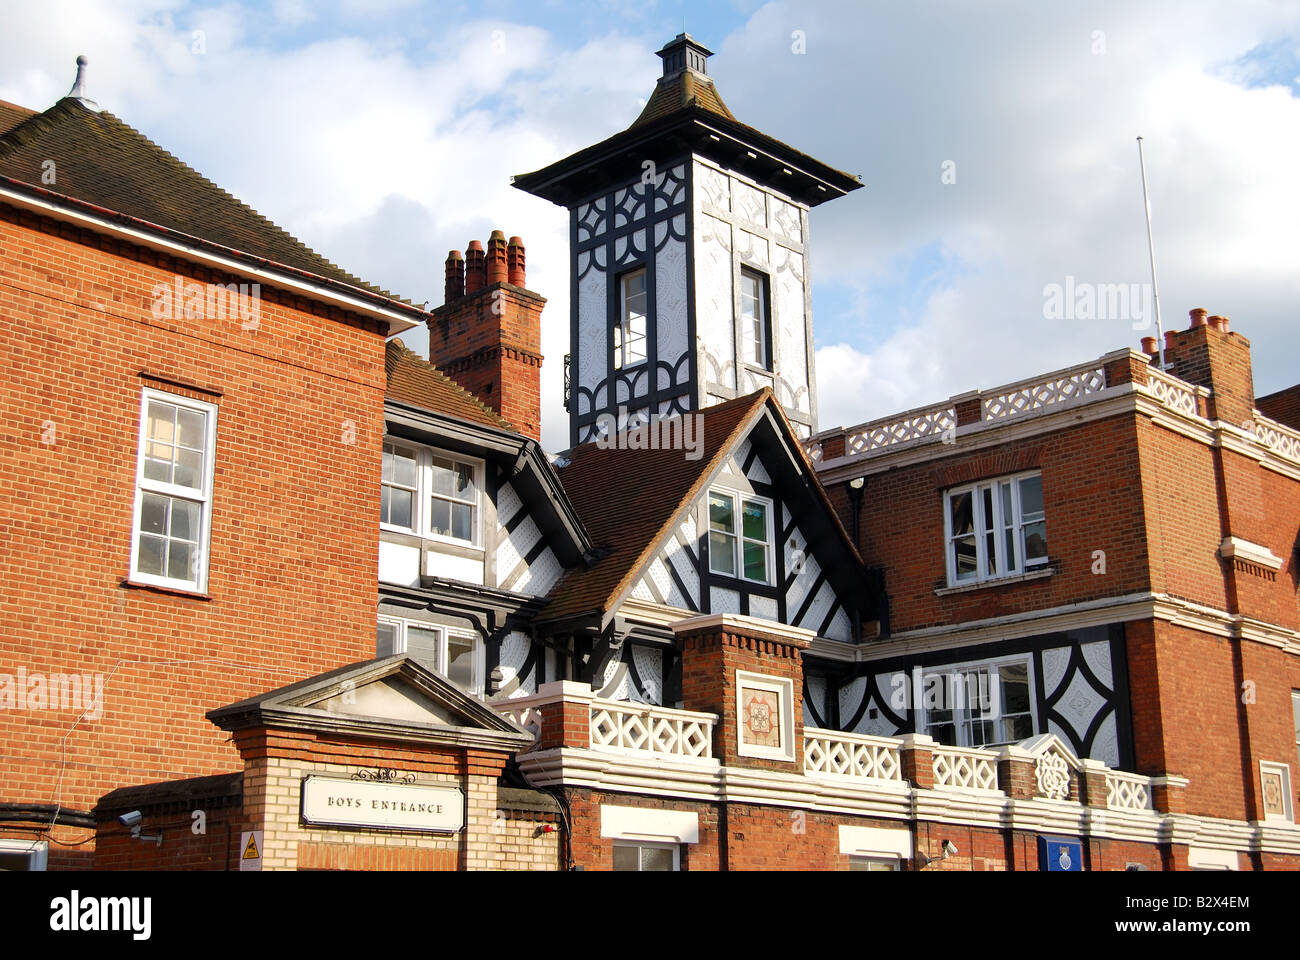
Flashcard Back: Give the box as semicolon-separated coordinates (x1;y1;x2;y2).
1141;366;1201;418
843;404;956;457
982;365;1106;421
803;728;902;781
1252;411;1300;465
588;699;715;760
1105;770;1155;812
932;745;1000;791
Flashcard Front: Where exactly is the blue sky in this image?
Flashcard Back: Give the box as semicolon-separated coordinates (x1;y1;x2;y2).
3;0;1298;449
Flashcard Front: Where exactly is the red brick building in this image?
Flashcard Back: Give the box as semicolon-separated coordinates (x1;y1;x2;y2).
2;41;1297;873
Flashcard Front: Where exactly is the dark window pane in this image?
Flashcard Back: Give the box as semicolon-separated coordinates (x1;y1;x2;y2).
138;535;165;576
446;635;478;691
640;846;674;871
376;622;399;658
709;494;734;533
743;541;767;582
1023;521;1047;561
709;531;735;575
390;489;413;528
406;626;441;664
953;535;977;578
140;493;168;535
428;497;451;536
1019;475;1044;516
949;491;973;536
166;541;192;581
742;500;767;541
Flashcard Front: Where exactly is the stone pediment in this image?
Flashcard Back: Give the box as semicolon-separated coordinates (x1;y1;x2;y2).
206;655;532;752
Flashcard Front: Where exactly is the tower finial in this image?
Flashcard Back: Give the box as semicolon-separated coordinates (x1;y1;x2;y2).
66;55;100;112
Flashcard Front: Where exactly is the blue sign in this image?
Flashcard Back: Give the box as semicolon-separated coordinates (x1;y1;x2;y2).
1038;835;1083;871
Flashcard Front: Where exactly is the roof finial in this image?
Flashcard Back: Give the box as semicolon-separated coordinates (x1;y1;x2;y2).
66;55;100;112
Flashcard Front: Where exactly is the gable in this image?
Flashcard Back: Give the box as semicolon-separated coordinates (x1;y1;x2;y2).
623;422;861;641
308;676;467;727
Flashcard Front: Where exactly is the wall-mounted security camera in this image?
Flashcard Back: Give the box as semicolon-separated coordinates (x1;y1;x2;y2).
117;810;161;846
943;840;958;857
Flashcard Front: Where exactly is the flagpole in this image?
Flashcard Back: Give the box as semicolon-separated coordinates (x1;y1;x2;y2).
1137;136;1166;369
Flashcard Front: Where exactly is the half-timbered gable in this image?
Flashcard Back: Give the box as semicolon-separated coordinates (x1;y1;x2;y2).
540;389;876;706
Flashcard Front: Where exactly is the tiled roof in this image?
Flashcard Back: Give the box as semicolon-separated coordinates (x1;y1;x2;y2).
0;99;35;137
385;339;512;431
0;97;400;300
542;391;768;621
630;69;735;128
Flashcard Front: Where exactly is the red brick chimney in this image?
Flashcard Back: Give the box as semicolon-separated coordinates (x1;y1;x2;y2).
1161;307;1255;425
428;231;545;440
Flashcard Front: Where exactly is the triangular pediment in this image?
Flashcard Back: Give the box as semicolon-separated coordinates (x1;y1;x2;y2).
206;655;532;750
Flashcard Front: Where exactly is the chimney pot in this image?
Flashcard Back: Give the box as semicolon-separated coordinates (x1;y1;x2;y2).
465;240;486;295
444;250;465;303
507;236;526;287
487;231;508;286
1164;329;1179;351
1207;314;1226;331
1189;307;1208;329
1140;336;1158;356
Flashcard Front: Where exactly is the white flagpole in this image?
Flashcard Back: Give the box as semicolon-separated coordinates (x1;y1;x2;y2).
1137;136;1166;368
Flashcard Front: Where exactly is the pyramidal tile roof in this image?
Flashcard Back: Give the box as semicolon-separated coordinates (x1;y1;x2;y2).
0;96;402;301
629;67;735;128
384;339;512;431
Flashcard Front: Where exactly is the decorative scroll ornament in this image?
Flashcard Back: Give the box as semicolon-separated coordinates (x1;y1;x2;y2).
350;767;416;784
1035;750;1071;800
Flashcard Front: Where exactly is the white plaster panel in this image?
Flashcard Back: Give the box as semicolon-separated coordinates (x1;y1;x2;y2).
378;540;420;587
655;232;689;393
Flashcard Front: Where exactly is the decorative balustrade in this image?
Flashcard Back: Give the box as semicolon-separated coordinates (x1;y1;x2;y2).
1105;770;1155;812
588;699;715;760
981;365;1106;421
830;403;956;460
1252;411;1300;465
494;702;544;753
931;744;1000;791
803;728;902;782
1142;366;1201;418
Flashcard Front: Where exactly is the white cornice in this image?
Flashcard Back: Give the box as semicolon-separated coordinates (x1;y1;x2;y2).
806;592;1300;662
672;613;817;644
515;746;1300;855
1219;536;1284;571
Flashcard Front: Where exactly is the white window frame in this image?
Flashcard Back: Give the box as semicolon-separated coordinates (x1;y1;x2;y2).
376;615;484;697
1293;691;1299;779
380;440;420;533
914;653;1037;749
849;855;899;871
740;267;770;370
943;470;1047;586
0;838;47;871
379;439;483;549
612;840;680;872
129;387;218;593
735;670;795;762
707;487;774;585
614;266;648;371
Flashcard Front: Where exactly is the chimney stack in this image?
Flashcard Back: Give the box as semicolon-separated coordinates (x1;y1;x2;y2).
1159;307;1255;425
428;233;545;441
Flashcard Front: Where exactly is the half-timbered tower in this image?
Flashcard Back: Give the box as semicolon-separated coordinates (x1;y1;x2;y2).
513;34;861;447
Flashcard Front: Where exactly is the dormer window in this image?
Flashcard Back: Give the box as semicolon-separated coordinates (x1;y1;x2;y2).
380;440;481;547
614;267;648;370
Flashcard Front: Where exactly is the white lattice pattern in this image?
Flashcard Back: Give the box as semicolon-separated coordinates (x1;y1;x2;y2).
983;366;1105;420
496;705;543;752
1034;749;1072;800
845;405;955;455
1143;367;1200;418
589;699;714;759
932;746;999;791
1253;411;1300;465
805;441;824;463
804;729;902;781
1106;770;1154;811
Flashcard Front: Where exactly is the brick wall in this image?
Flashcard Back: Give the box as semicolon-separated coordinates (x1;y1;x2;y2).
0;205;388;860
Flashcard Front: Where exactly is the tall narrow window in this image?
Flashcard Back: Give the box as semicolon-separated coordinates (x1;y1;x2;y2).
740;268;770;369
615;268;648;370
381;441;418;531
131;389;217;592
